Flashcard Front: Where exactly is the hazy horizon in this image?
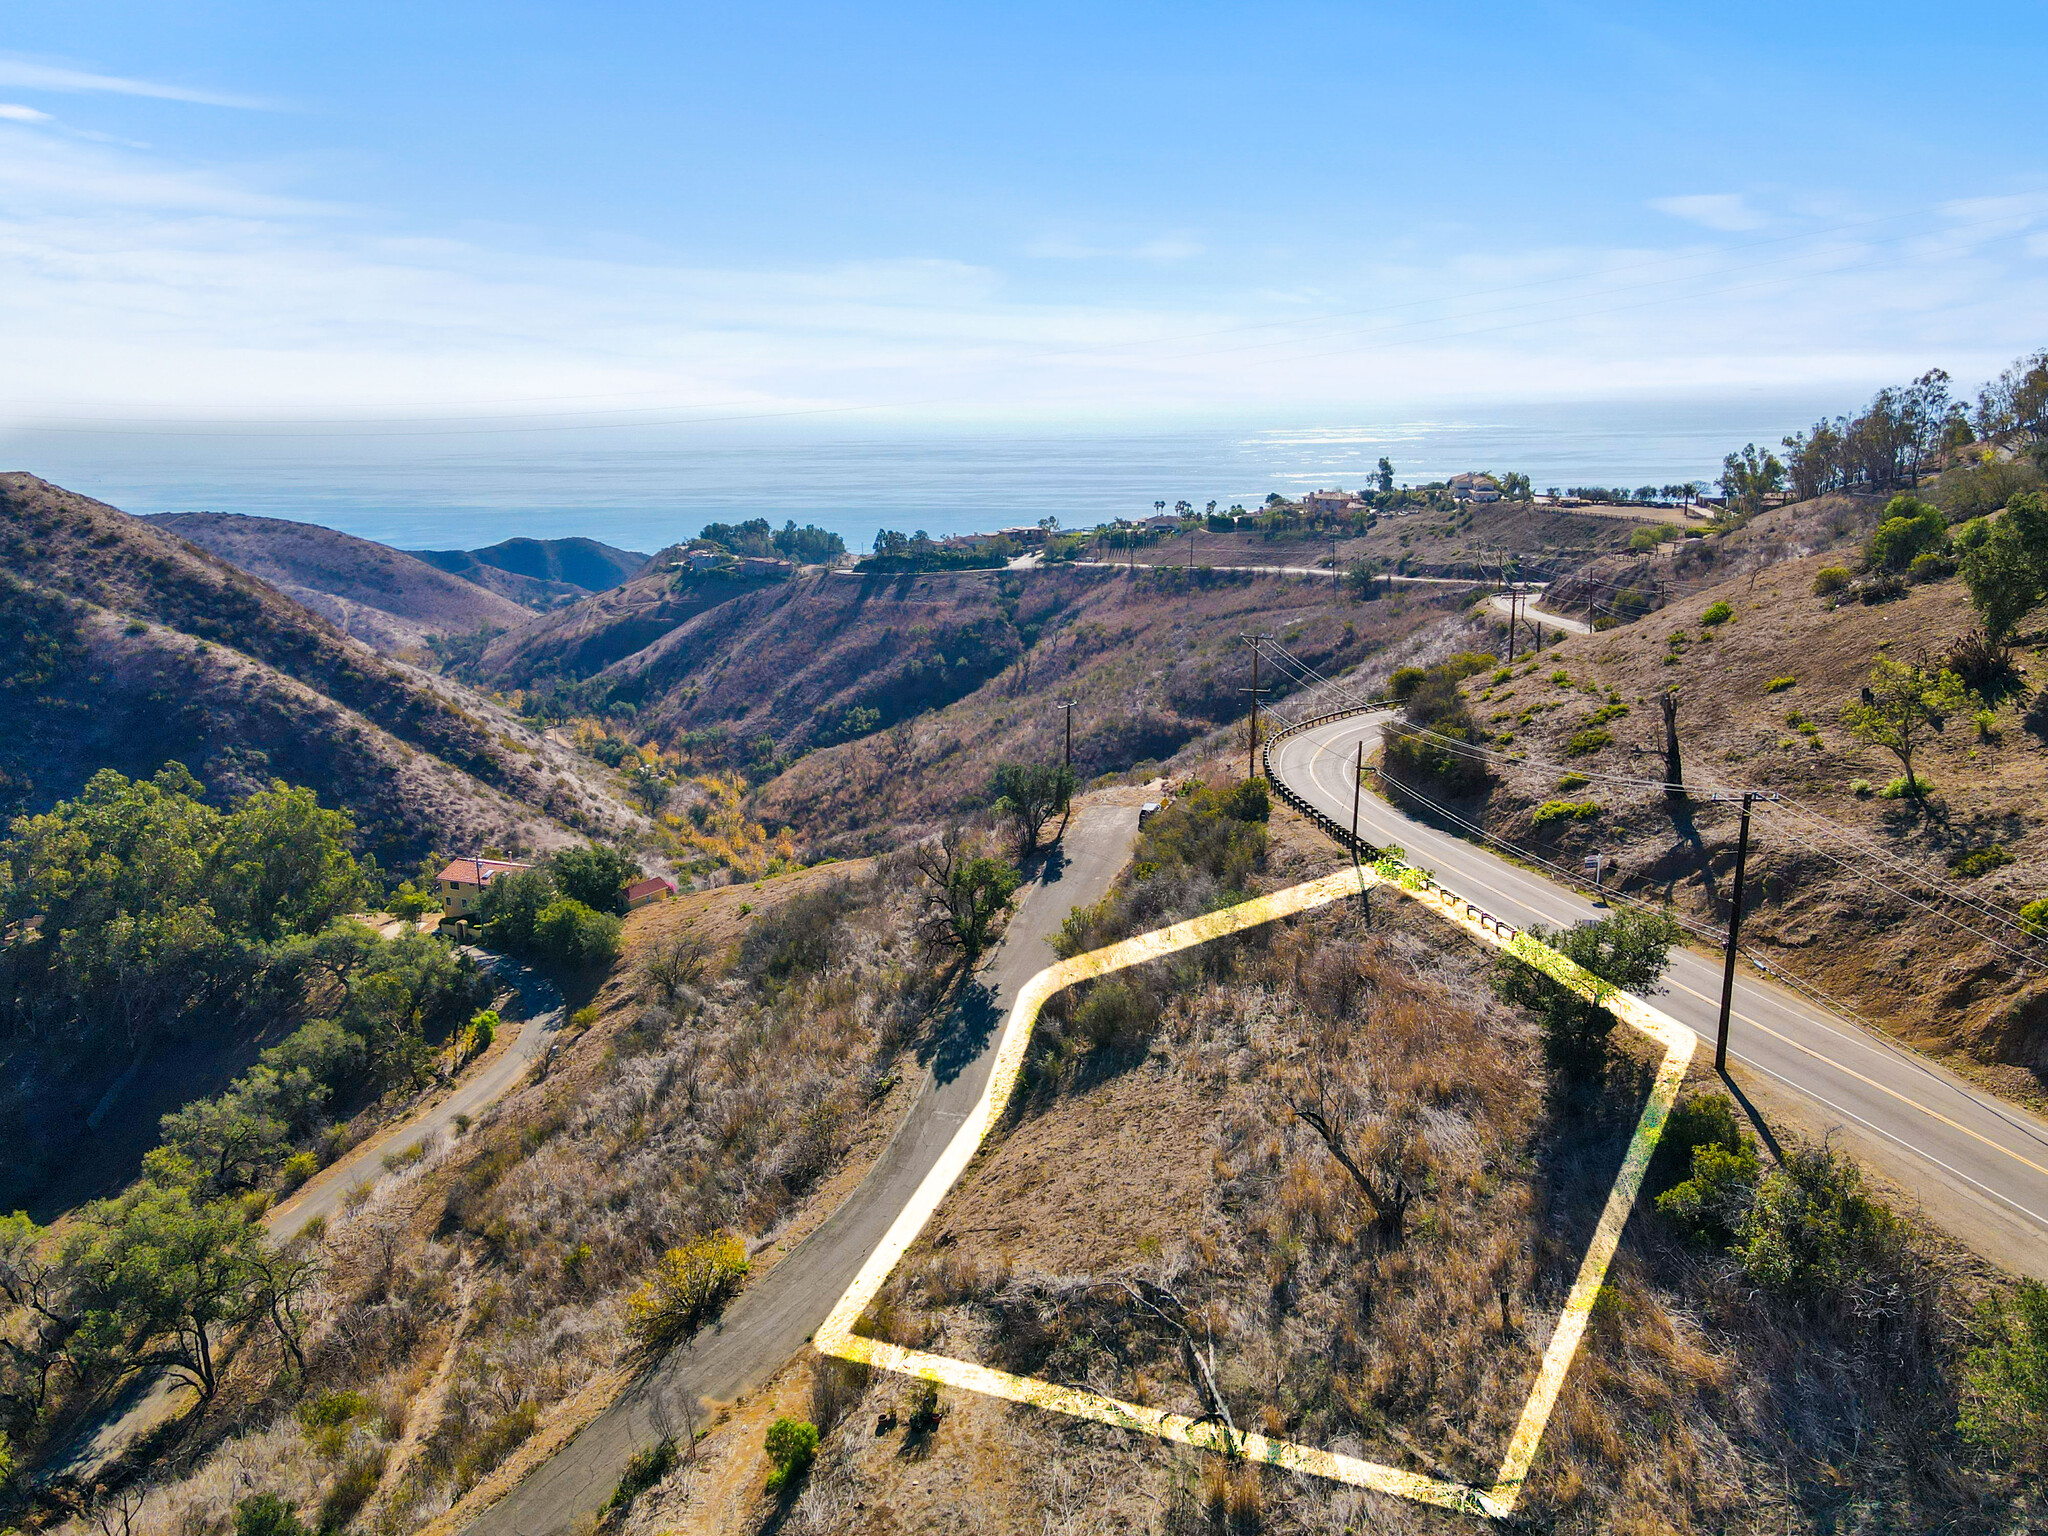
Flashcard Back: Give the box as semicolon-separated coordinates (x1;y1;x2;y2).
7;391;1837;553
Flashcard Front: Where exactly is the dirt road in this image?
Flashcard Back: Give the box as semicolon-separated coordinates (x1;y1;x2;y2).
460;802;1141;1536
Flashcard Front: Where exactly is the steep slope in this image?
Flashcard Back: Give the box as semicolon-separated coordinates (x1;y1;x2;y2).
0;475;640;864
469;559;785;686
708;567;1470;846
411;536;650;608
1433;549;2048;1100
146;512;533;653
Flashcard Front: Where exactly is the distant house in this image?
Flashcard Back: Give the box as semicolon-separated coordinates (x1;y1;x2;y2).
436;856;531;919
626;875;679;910
996;526;1049;547
1302;490;1366;515
1448;473;1503;504
736;556;792;578
1142;514;1184;531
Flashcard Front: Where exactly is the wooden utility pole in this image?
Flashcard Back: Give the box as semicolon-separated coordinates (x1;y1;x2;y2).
1714;793;1755;1073
1241;634;1270;780
1059;699;1076;772
1350;739;1364;854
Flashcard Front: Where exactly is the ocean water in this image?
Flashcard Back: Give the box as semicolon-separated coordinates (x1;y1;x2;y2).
1;394;1823;555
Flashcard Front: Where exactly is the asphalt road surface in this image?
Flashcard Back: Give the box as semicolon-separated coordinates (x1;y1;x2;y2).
462;802;1142;1536
1272;711;2048;1280
48;951;562;1484
1485;590;1593;636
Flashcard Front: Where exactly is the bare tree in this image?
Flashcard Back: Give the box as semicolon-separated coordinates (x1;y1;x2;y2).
1276;1038;1429;1247
251;1243;323;1378
1114;1278;1237;1447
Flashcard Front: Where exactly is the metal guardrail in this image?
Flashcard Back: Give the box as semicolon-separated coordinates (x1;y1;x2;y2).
1258;701;1525;944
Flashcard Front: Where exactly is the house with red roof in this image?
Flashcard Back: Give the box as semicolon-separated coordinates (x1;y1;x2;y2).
626;875;678;910
435;856;531;919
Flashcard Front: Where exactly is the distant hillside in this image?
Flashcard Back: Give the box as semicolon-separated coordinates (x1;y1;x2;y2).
147;511;533;653
468;556;791;685
0;475;644;865
411;535;651;607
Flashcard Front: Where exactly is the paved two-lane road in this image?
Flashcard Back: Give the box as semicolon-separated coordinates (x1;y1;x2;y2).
463;802;1142;1536
1272;712;2048;1280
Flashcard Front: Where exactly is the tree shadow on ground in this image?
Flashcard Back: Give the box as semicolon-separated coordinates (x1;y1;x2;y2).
918;979;999;1088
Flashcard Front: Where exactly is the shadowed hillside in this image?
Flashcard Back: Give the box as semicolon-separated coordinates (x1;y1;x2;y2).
0;475;641;864
148;512;534;653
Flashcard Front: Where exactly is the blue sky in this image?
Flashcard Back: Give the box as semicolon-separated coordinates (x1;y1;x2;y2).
1;2;2045;428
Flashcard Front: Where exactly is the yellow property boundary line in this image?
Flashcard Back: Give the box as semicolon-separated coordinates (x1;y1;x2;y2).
814;854;1696;1521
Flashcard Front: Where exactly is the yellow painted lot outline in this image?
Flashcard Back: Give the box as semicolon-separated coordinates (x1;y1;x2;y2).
814;855;1697;1521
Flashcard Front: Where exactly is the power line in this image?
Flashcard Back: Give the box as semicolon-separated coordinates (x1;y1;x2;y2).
1257;637;2046;969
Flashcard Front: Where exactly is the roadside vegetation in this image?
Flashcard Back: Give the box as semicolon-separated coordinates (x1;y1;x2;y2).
778;781;2037;1533
9;839;987;1536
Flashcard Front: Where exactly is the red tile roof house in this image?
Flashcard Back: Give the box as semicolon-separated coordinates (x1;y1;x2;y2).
626;875;679;910
435;856;531;919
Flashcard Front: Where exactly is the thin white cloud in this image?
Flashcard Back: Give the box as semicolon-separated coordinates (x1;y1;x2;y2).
0;57;272;110
1025;235;1203;261
0;103;50;122
0;125;2040;422
1649;193;1765;231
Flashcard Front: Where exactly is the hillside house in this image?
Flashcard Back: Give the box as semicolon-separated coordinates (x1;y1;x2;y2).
1448;473;1502;503
1302;490;1366;515
626;875;679;909
436;856;531;918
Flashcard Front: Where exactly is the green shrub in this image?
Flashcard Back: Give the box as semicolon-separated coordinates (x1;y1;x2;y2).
1491;667;1514;685
1555;772;1590;791
1909;549;1953;583
1072;979;1151;1054
1564;727;1613;756
1531;799;1600;827
1879;774;1934;800
1387;666;1427;703
1493;908;1683;1076
1849;778;1873;797
1653;1095;1759;1245
1764;676;1796;693
1958;1279;2048;1460
1733;1144;1900;1305
1949;845;2014;878
626;1233;751;1351
1813;565;1852;596
1549;669;1571;686
1699;600;1733;626
2020;897;2048;942
280;1151;319;1189
234;1494;307;1536
1864;495;1949;573
764;1416;819;1492
533;897;622;968
605;1437;678;1513
1593;615;1619;631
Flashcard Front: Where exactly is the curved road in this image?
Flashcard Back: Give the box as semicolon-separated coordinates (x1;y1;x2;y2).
1484;589;1593;637
49;951;563;1483
1272;712;2048;1280
462;803;1141;1536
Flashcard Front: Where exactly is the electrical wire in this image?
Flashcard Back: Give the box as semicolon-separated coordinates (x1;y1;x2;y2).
1257;636;2047;967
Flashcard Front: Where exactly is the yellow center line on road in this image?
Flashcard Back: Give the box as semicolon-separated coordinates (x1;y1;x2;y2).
1659;972;2048;1183
1296;723;2048;1190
